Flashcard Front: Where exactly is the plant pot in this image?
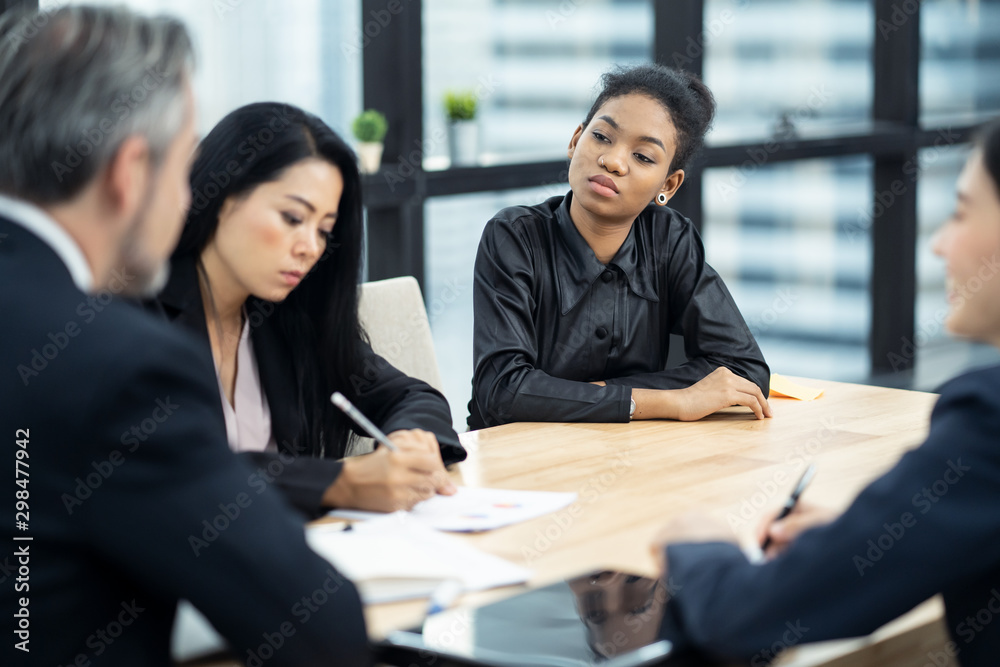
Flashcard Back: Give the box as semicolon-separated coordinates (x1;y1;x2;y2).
357;141;384;174
447;120;478;167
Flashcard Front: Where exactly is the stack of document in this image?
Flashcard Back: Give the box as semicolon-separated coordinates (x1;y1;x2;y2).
306;513;532;604
328;486;578;532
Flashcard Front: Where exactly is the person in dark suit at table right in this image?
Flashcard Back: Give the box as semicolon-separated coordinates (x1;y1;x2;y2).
0;6;369;666
651;118;1000;667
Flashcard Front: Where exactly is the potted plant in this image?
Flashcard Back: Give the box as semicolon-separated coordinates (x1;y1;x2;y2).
443;90;479;167
351;109;388;174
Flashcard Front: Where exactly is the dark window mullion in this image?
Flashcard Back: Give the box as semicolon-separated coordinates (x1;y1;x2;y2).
653;0;704;230
870;0;921;376
361;0;426;289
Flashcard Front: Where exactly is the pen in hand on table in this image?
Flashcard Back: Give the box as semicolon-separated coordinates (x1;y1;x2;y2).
330;391;398;452
760;463;816;552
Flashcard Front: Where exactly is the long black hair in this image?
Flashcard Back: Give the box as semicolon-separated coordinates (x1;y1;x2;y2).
174;102;364;458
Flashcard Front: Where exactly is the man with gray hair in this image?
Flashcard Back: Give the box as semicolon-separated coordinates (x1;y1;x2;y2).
0;6;370;666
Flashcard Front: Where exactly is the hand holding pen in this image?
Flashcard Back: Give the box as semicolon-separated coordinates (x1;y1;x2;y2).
328;392;457;512
757;464;837;557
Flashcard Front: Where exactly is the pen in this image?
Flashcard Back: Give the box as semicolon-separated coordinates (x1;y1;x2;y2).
330;391;398;452
426;579;463;615
761;463;816;551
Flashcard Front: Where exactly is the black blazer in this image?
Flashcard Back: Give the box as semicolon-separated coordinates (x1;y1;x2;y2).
0;217;370;666
150;256;466;515
664;364;1000;666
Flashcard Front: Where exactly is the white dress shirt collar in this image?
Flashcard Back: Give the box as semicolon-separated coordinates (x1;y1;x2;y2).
0;193;94;292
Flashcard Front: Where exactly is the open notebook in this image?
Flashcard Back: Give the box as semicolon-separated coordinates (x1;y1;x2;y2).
172;514;531;662
305;513;532;604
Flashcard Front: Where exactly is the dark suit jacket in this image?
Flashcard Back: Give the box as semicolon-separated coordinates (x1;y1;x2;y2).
149;256;466;516
664;364;1000;666
0;217;370;665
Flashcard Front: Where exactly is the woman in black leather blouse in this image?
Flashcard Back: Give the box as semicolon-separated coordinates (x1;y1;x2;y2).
469;64;771;429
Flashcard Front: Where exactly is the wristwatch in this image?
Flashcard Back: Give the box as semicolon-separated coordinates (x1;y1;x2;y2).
629;396;636;420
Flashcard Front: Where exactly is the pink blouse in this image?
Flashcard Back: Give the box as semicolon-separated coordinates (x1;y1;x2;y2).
216;318;278;453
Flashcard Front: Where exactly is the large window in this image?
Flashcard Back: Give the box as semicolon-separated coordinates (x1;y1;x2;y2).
422;0;652;167
921;0;1000;124
703;156;873;382
704;0;873;141
40;0;363;141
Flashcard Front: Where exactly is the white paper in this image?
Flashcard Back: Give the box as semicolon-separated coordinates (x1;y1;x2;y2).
306;513;531;604
328;486;578;532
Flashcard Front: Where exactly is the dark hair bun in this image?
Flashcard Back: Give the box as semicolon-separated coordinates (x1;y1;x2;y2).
583;64;716;173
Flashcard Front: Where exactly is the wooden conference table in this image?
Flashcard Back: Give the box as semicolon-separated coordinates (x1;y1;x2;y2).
203;377;955;666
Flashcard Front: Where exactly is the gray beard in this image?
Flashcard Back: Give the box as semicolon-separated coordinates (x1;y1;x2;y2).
113;169;174;298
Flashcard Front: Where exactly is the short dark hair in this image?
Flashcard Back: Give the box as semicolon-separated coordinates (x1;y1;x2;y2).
978;118;1000;198
582;64;715;173
174;102;365;458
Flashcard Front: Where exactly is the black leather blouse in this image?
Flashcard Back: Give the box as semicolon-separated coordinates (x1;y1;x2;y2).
468;192;770;429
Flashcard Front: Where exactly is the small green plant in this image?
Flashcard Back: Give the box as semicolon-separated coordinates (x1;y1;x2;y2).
443;90;477;122
351;109;388;143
